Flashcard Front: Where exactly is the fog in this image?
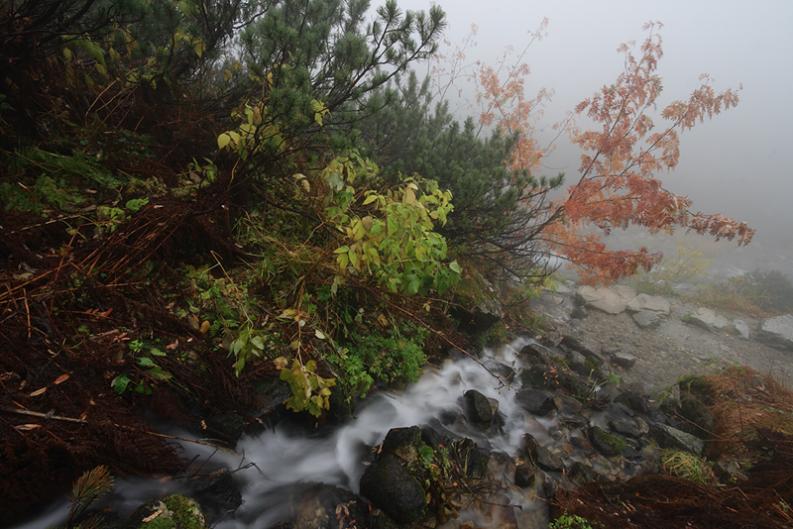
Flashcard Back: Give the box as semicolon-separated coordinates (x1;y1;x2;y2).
401;0;793;273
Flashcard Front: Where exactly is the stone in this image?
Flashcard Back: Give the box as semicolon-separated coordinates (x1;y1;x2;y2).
193;470;242;524
205;412;245;445
632;310;662;329
733;319;751;339
514;463;535;488
608;416;649;438
758;314;793;350
519;365;553;389
518;342;550;365
566;350;590;375
626;293;671;315
516;389;556;416
588;426;628;457
463;390;495;427
360;454;426;524
610;351;637;369
685;308;730;332
614;387;652;414
534;446;564;471
382;426;422;462
575;285;636;315
293;484;367;529
650;423;704;455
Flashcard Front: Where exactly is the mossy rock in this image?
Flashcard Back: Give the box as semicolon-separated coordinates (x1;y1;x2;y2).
588;426;628;457
136;495;207;529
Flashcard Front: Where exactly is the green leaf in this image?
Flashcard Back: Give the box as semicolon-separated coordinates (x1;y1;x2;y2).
449;260;462;274
217;133;232;149
125;197;149;212
137;357;156;368
111;374;131;394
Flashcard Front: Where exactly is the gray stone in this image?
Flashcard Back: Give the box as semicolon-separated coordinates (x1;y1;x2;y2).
627;293;671;315
576;285;637;315
732;319;751;339
610;352;637;369
516;389;556;416
685;308;730;332
609;416;649;438
650;423;704;455
534;446;564;471
632;310;662;329
758;314;793;350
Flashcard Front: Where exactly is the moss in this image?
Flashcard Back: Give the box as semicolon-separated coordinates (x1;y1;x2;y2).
589;426;627;455
138;495;207;529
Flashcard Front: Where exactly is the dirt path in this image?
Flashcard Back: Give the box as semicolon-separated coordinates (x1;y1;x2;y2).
532;287;793;393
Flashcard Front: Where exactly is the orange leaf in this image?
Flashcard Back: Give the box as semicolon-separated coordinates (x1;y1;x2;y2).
53;373;70;385
29;387;47;397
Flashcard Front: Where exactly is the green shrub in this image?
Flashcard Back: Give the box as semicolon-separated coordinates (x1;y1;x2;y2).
550;513;597;529
330;323;428;398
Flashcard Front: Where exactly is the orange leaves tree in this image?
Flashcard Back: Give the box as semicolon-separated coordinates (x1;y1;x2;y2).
475;22;754;284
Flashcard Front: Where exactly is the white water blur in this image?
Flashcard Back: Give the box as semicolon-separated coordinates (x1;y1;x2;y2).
10;337;550;529
210;336;552;529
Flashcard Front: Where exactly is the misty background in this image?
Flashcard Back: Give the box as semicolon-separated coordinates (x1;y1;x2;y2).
400;0;793;275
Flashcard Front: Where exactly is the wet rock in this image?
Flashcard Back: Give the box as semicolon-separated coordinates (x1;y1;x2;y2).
608;415;649;438
685;308;730;333
554;394;584;415
519;364;554;389
576;285;637;315
615;386;652;414
560;335;604;367
758;314;793;350
451;303;502;336
650;423;704;455
293;484;368;529
360;454;426;524
382;426;422;463
514;463;536;488
463;389;495;427
193;470;242;524
519;343;550;365
538;473;557;499
521;434;540;459
566;350;590;375
483;359;516;382
610;351;637;369
205;412;245;445
516;389;556;416
627;293;671;315
588;426;629;457
632;310;662;329
534;446;564;471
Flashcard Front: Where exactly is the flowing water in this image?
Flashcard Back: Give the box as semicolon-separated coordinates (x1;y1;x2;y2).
12;337;552;529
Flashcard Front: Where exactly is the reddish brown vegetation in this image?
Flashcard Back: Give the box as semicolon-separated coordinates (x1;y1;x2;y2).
471;22;754;284
554;368;793;529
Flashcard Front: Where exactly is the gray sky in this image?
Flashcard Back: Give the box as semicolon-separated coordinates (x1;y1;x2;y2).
398;0;793;263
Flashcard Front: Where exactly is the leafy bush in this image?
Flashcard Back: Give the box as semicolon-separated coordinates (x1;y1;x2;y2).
550;513;597;529
330;323;428;399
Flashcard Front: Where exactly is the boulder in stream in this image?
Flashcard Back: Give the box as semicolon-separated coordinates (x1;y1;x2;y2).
360;454;426;524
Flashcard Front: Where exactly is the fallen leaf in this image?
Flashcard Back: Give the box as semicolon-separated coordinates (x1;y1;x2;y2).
165;339;179;350
141;505;165;523
53;373;70;385
14;423;42;431
199;320;211;334
29;387;47;397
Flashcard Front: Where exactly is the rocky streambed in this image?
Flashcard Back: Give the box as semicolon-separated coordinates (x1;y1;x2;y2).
15;335;719;529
